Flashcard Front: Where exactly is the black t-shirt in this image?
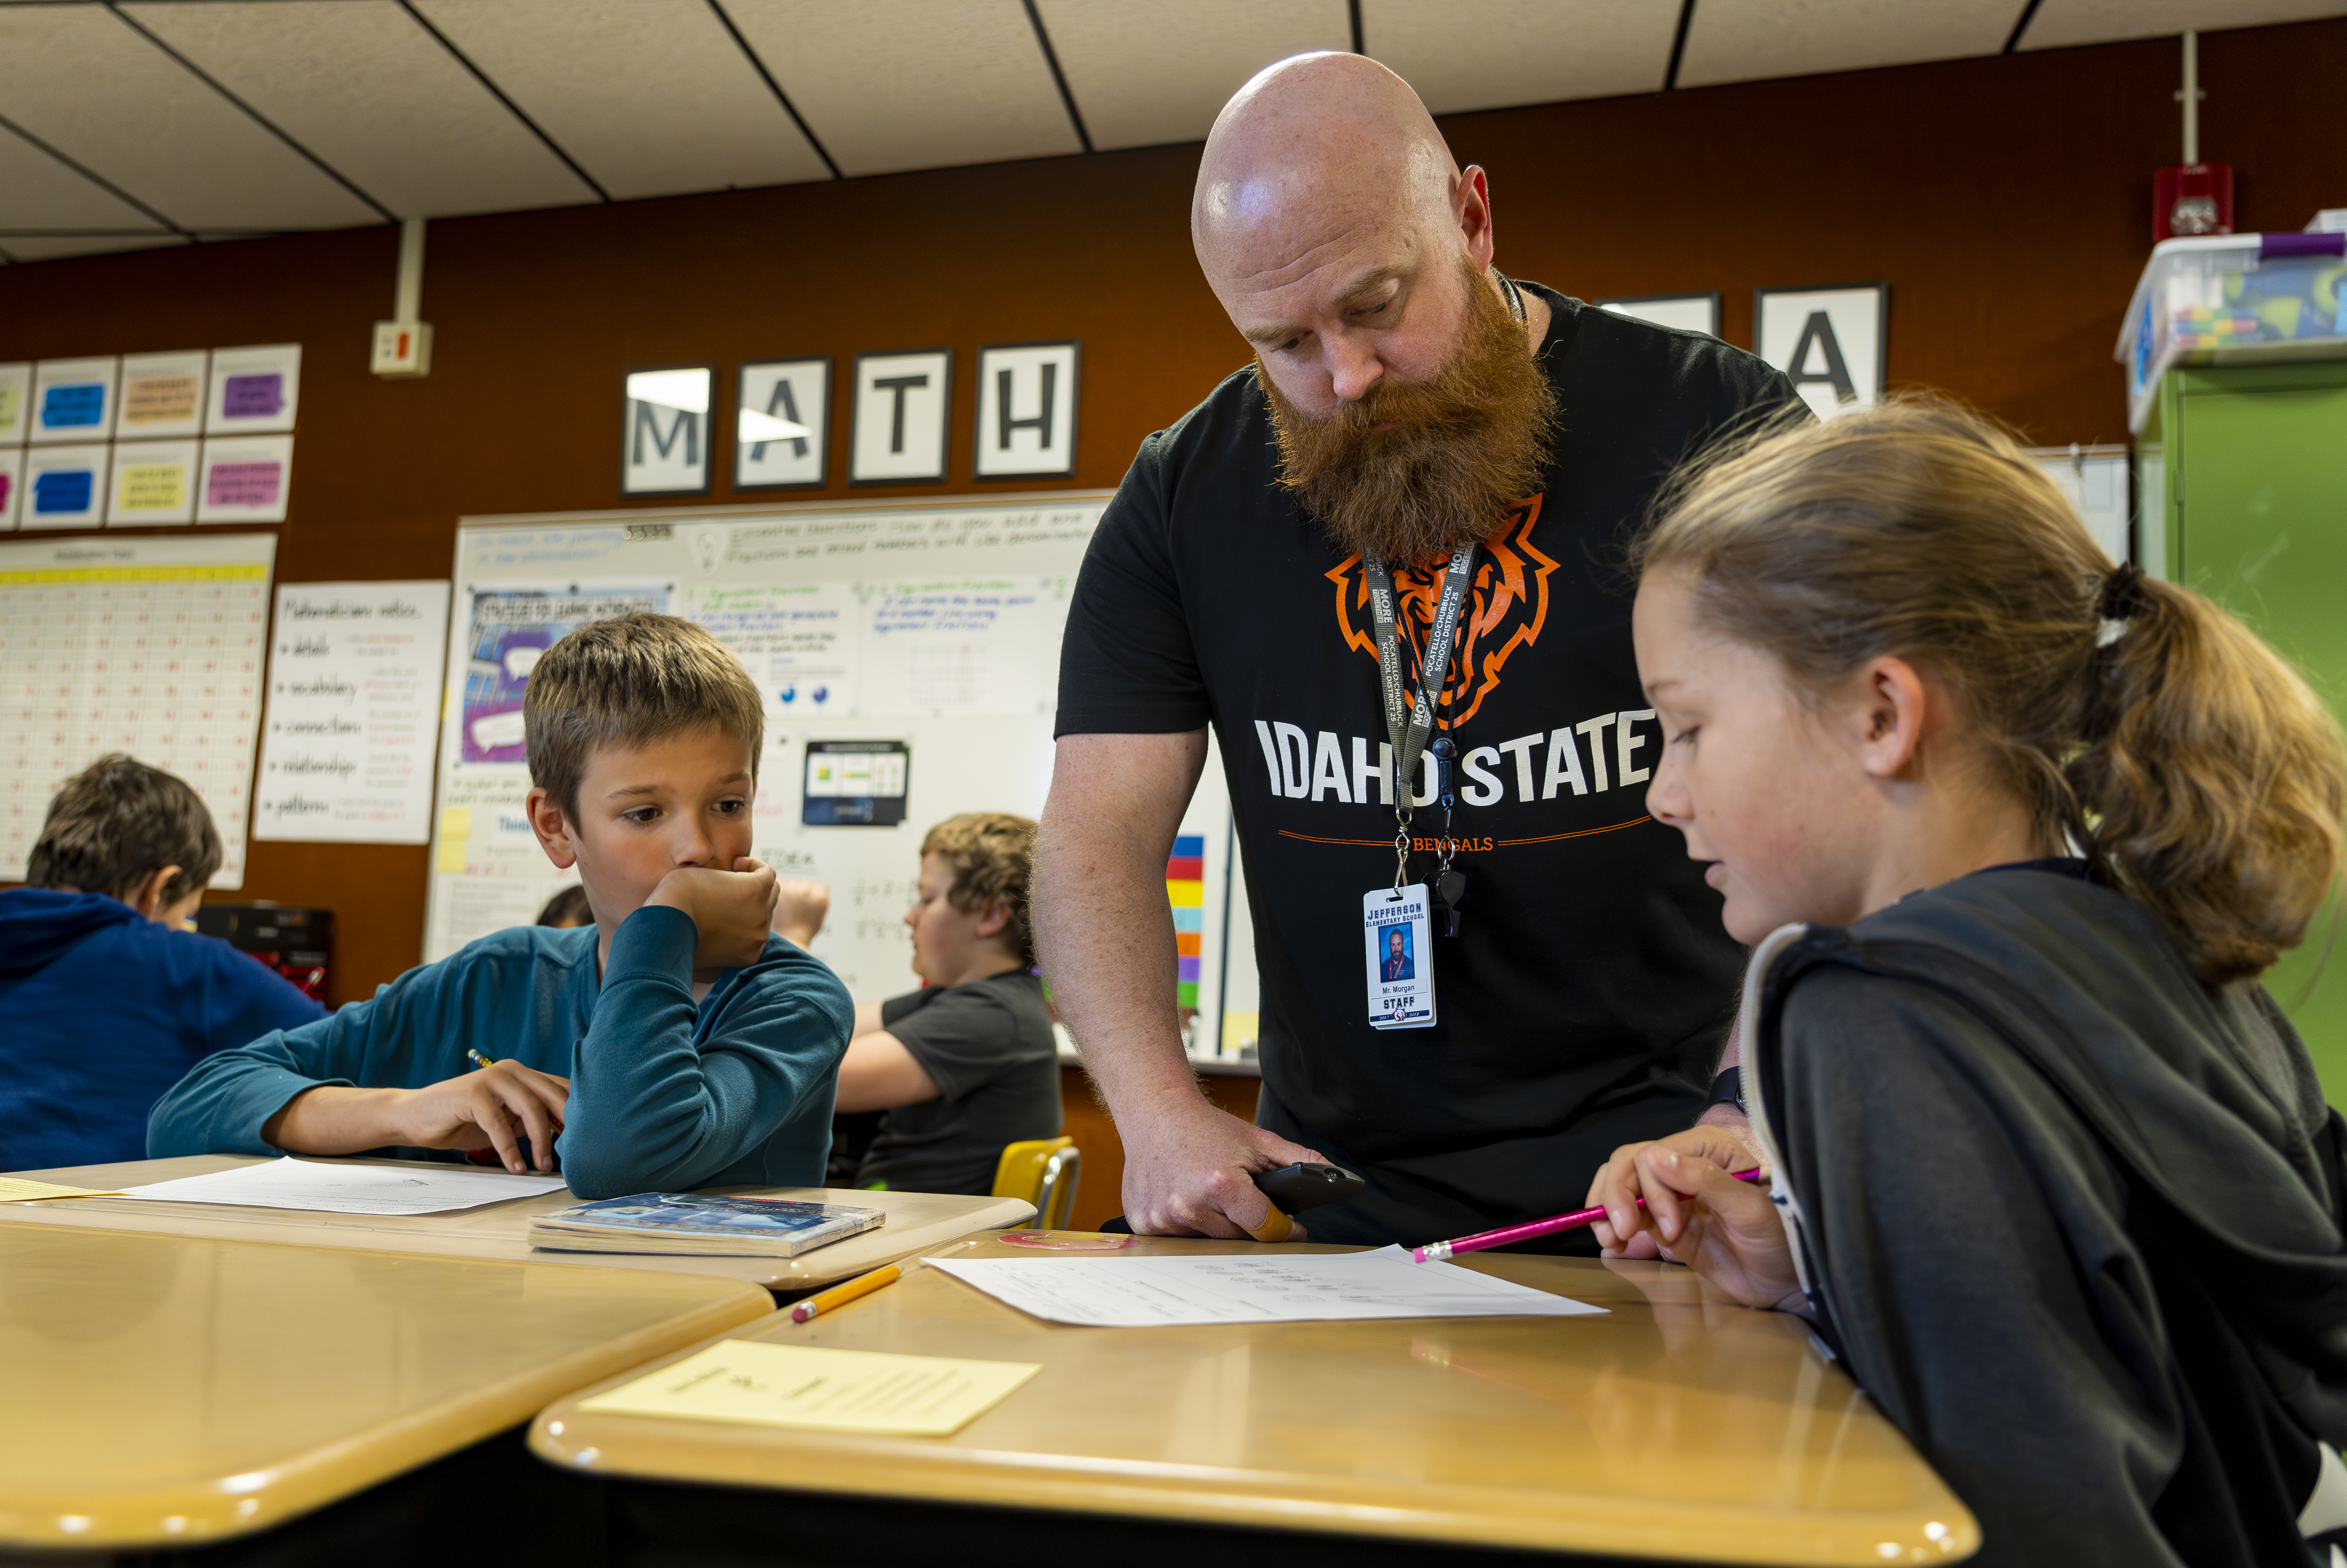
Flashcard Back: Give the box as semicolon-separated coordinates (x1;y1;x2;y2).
853;970;1063;1197
1055;282;1800;1245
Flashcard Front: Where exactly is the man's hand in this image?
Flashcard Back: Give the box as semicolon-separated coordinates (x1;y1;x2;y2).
1585;1126;1805;1314
771;877;830;949
1117;1092;1326;1239
263;1060;573;1175
646;857;779;973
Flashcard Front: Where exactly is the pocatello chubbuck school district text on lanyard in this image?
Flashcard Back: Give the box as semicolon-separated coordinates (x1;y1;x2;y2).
1359;542;1476;1030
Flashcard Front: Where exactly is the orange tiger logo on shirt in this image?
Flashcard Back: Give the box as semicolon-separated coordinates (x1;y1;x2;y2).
1325;495;1559;728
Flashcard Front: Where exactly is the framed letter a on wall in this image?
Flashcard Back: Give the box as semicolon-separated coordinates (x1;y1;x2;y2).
1754;285;1887;419
974;341;1078;479
622;366;714;496
736;358;829;490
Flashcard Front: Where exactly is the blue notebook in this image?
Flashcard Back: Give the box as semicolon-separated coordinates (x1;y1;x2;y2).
529;1193;885;1257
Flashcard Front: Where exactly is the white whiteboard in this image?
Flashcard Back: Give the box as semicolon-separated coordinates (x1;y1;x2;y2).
425;495;1241;1038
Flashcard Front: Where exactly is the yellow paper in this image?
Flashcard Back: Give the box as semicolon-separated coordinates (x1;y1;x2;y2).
579;1341;1039;1437
435;806;472;873
0;1178;123;1202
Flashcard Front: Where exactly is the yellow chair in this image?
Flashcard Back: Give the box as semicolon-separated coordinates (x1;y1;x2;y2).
992;1136;1081;1230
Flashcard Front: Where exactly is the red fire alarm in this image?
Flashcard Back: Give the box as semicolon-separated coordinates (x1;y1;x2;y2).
2153;31;2233;241
2155;162;2234;240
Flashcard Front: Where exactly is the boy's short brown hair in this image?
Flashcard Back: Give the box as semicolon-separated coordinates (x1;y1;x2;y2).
27;753;222;904
524;612;765;819
920;812;1038;967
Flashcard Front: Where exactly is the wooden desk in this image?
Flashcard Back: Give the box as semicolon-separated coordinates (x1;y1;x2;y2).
0;1222;771;1554
0;1154;1032;1294
530;1233;1979;1567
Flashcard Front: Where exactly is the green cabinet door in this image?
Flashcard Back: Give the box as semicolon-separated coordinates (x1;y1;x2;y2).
2172;365;2347;1106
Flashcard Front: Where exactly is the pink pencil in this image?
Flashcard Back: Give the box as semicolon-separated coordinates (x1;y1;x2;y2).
1411;1168;1767;1262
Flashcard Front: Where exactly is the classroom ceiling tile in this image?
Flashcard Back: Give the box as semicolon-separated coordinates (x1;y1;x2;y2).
0;233;192;263
1674;0;2020;90
0;121;169;233
722;0;1082;178
1036;0;1348;152
2020;0;2347;51
120;0;597;219
1362;0;1684;114
414;0;832;199
0;4;379;231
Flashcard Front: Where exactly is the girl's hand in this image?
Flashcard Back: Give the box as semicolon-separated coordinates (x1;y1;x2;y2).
1586;1127;1807;1314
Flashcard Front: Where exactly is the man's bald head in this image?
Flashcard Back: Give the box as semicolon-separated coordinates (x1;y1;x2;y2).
1192;53;1459;282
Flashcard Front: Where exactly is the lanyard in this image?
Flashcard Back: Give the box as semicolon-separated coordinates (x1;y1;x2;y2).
1363;544;1477;820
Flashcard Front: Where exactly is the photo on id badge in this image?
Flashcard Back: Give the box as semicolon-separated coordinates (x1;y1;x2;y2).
1363;885;1435;1029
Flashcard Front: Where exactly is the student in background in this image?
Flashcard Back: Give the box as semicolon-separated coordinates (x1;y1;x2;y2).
150;614;853;1197
0;755;324;1168
781;814;1060;1196
536;884;591;928
1589;401;2347;1565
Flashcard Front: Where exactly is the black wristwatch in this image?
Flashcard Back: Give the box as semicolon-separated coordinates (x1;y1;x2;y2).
1707;1066;1746;1116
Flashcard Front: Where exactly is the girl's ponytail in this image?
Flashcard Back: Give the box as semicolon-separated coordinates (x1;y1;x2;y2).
1638;396;2347;985
2073;568;2345;980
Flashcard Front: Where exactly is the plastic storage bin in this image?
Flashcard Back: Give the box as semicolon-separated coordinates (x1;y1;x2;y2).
2117;231;2347;431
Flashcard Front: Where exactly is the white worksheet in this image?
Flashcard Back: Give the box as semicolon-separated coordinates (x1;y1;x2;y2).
121;1157;568;1216
929;1245;1607;1327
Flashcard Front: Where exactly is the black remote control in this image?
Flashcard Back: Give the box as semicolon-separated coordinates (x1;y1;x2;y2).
1253;1162;1365;1212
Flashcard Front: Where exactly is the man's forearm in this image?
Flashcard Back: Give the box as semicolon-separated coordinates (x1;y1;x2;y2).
1033;732;1210;1123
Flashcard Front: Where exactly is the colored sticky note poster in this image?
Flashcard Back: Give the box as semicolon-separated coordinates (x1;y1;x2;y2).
0;374;20;441
460;587;670;763
196;435;294;522
21;446;108;528
108;440;199;525
117;352;210;439
0;448;20;530
29;358;117;444
205;344;300;433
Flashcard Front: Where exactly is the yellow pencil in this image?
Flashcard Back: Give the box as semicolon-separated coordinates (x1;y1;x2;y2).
467;1049;494;1070
790;1264;902;1324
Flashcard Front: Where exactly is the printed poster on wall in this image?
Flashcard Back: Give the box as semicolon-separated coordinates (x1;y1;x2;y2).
254;581;452;844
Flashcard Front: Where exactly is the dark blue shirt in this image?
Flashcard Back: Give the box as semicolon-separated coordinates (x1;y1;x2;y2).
0;888;326;1169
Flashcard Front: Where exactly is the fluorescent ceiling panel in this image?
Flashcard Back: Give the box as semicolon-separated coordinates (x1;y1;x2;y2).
2021;0;2347;50
1362;0;1683;113
123;0;595;219
1675;0;2019;89
0;122;166;233
416;0;831;199
0;5;377;231
0;234;191;263
725;0;1081;178
1038;0;1349;151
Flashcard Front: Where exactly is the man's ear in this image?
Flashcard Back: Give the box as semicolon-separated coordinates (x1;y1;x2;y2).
126;865;182;920
1853;656;1931;781
525;786;580;871
1456;165;1495;269
973;897;1013;941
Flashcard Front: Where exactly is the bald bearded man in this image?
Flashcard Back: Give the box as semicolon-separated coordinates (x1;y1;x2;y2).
1034;53;1799;1245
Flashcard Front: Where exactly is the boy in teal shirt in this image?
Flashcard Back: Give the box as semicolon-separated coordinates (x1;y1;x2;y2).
150;613;851;1197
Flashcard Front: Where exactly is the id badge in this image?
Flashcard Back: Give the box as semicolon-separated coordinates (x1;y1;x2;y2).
1363;885;1436;1030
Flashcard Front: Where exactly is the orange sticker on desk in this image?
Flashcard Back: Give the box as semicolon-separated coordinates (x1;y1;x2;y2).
997;1231;1135;1250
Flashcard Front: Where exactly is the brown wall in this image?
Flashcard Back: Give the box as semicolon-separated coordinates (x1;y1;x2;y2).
4;18;2342;1001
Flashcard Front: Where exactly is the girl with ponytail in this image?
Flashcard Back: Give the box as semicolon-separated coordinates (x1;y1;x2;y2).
1586;397;2347;1566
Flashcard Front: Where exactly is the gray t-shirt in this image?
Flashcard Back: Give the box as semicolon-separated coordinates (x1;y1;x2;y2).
853;970;1062;1196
